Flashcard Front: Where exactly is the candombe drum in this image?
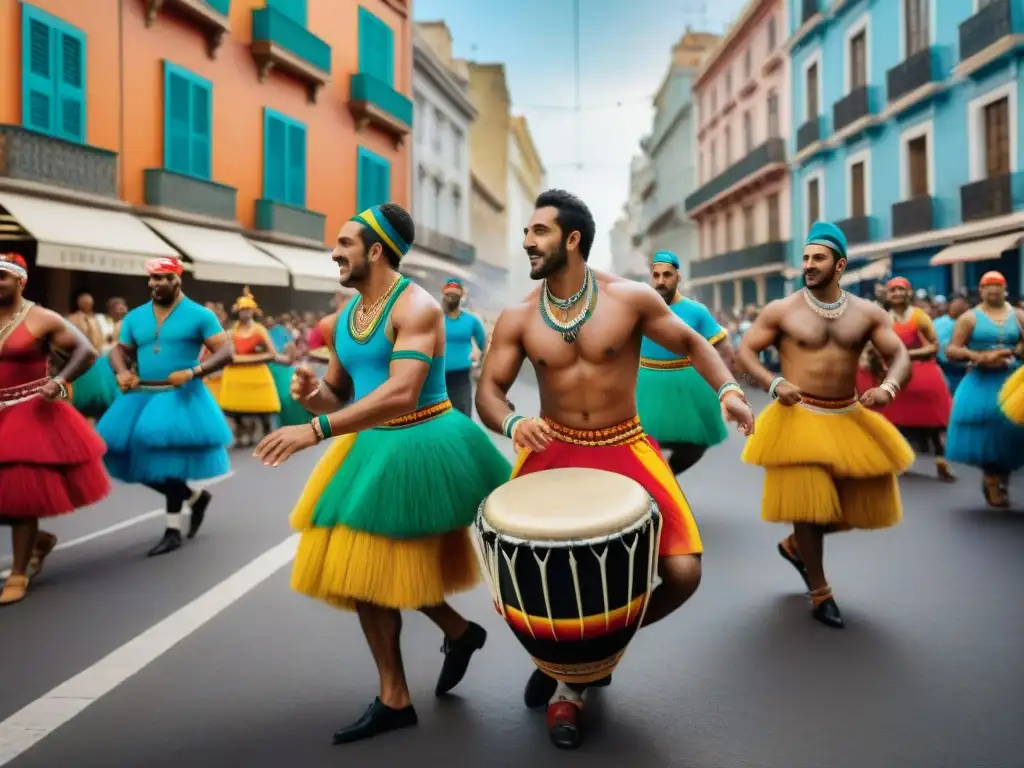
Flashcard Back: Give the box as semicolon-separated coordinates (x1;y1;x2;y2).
473;468;662;684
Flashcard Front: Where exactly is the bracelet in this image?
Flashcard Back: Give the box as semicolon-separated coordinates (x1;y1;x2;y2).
317;414;333;440
717;382;745;402
880;381;899;400
191;365;205;380
310;419;323;442
502;413;525;439
52;377;68;400
768;377;786;399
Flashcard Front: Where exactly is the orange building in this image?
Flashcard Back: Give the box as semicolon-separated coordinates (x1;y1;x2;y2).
0;0;413;312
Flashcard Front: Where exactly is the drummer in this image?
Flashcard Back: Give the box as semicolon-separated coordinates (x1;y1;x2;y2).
476;189;755;749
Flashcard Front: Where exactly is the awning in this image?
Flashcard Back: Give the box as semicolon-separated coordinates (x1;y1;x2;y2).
929;231;1024;266
0;191;177;276
142;218;289;286
685;262;786;289
248;240;338;293
841;257;890;286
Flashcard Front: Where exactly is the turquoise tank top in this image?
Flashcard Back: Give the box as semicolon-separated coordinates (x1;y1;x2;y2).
639;295;727;362
967;307;1021;371
333;278;449;408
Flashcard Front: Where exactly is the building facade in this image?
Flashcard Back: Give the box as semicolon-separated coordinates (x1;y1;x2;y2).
640;31;718;284
686;0;790;311
610;153;655;279
506;115;545;300
0;0;412;313
788;0;1024;299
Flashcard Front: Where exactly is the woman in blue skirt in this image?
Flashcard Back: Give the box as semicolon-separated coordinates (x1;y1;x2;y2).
945;271;1024;508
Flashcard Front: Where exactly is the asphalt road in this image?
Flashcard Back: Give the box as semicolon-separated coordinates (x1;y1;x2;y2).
1;378;1022;768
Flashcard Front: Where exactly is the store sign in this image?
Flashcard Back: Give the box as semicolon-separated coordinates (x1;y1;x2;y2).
36;244;152;276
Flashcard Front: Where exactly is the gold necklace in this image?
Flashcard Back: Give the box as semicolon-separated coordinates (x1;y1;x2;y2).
349;276;403;342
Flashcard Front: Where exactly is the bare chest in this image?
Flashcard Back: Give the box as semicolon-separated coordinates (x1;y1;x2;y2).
522;301;639;370
779;304;872;351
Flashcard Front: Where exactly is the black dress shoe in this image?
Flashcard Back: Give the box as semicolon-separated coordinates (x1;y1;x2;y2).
524;668;558;709
435;621;487;695
778;542;812;591
147;529;182;557
812;597;844;628
332;698;417;745
588;673;612;688
188;491;212;539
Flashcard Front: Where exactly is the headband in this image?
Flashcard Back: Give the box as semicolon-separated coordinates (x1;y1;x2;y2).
444;277;463;292
0;254;27;282
233;286;259;313
887;277;911;290
980;270;1007;287
805;221;848;261
652;251;680;269
350;205;411;260
146;257;184;276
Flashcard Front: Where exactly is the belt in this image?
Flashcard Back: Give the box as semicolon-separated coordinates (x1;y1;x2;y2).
0;378;46;407
640;357;691;371
380;399;452;429
798;393;859;414
542;415;645;447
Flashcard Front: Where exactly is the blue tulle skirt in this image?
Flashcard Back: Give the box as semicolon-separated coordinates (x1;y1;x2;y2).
71;355;120;418
946;366;1024;472
96;378;232;483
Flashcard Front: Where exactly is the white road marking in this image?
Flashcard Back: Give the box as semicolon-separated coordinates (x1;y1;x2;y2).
0;471;236;577
0;533;299;765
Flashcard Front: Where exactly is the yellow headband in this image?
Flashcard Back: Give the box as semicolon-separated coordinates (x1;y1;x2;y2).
351;205;411;259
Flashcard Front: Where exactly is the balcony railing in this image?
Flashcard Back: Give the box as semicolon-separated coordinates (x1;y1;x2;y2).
959;0;1018;62
801;0;819;25
835;215;874;246
887;47;939;103
416;226;476;265
251;7;331;101
684;138;786;212
833;86;872;134
0;124;116;197
254;199;326;242
796;117;821;153
348;74;413;140
143;169;237;221
144;0;231;57
891;196;935;238
960;172;1020;222
689;241;789;280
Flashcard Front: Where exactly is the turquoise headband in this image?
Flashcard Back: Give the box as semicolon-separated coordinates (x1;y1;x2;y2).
652;251;680;268
805;221;848;260
350;205;412;259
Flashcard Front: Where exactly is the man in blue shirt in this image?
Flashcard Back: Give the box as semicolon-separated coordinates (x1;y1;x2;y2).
933;294;969;394
442;278;487;417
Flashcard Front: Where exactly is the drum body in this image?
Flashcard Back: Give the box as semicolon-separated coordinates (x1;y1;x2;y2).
473;468;662;684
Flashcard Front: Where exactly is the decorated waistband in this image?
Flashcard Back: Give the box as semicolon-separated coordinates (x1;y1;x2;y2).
0;378;46;404
381;399;452;429
543;415;646;447
640;357;691;371
798;393;859;414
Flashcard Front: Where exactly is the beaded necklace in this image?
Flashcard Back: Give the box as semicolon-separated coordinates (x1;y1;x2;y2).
540;267;598;343
802;287;848;320
348;275;404;343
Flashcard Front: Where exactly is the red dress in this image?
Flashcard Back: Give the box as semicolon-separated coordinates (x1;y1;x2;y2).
0;319;110;518
856;307;952;428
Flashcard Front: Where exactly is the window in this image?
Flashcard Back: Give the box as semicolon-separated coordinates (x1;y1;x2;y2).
267;0;307;26
711;89;718;113
807;176;821;225
742;205;755;246
903;0;929;58
767;17;777;51
713;216;722;253
21;4;87;143
767;193;780;240
767;90;780;137
453;189;462;237
743;111;753;153
725;210;734;251
358;7;395;86
414;96;424;144
968;83;1017;181
163;61;212;180
433;107;443;152
452;126;463;167
710;139;717;175
356;146;391;211
725;126;732;165
725;69;733;99
848;25;867;91
805;60;819;119
849;160;866;217
433;179;443;230
263;108;307;207
744;48;752;79
984;97;1011;177
907;135;929;196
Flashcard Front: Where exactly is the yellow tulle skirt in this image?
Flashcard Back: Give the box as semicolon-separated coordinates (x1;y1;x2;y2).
217;363;280;414
999;366;1024;425
741;400;915;529
204;372;221;401
288;435;479;611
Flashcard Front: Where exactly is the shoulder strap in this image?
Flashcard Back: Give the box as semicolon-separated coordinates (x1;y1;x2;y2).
0;300;35;356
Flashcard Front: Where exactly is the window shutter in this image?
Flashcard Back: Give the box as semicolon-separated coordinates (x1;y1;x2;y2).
269;0;307;27
22;17;53;133
189;81;211;179
166;71;192;174
356;151;371;211
56;30;85;142
357;9;373;77
375;157;391;206
380;20;394;86
358;10;393;84
286;122;306;207
264;112;286;202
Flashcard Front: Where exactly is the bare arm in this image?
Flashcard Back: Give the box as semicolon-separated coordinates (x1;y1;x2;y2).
737;300;786;390
909;309;939;360
714;337;735;370
475;308;527;434
299;314;353;415
1015;307;1024;357
946;312;979;363
108;342;134;375
867;305;912;388
34;308;98;383
195;331;235;377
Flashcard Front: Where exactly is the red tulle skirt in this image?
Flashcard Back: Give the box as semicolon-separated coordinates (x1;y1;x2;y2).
856;360;952;428
0;397;110;518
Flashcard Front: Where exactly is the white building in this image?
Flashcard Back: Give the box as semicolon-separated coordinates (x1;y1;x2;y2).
609;154;654;279
506;115;547;300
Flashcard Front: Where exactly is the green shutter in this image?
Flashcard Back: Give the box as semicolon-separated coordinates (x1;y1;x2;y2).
189;80;211;179
22;16;52;133
286;122;306;207
21;5;88;142
264;111;286;201
163;61;212;179
165;71;191;173
356;147;390;211
358;8;394;85
376;156;391;205
264;108;306;207
55;30;84;142
268;0;307;27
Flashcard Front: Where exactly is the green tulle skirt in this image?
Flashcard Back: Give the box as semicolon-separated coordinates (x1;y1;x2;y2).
636;365;727;447
269;362;311;427
71;354;120;419
307;407;511;539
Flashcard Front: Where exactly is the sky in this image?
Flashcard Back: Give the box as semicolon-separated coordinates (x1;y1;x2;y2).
413;0;749;270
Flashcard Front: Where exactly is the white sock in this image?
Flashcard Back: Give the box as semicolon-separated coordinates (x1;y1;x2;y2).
188;489;202;505
550;682;583;706
166;513;182;531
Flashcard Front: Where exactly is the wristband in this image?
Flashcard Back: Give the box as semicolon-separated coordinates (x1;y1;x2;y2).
191;365;205;379
317;414;333;440
717;382;745;402
880;381;899;400
502;413;525;439
52;377;69;400
768;377;786;399
310;418;323;442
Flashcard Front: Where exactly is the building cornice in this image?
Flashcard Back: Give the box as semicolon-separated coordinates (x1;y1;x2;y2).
413;35;477;122
471;172;505;213
693;0;773;91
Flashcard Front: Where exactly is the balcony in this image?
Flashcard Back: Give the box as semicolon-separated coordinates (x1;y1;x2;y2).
960;172;1022;222
958;0;1024;77
144;0;231;58
348;74;413;146
835;215;874;246
886;47;940;105
415;226;475;265
832;86;873;136
689;241;789;280
801;0;819;26
0;124;116;198
254;199;326;242
251;6;331;103
891;196;935;238
143;169;237;221
796;117;822;153
684;138;786;213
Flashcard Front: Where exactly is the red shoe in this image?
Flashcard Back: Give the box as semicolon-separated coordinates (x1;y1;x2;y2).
546;700;582;750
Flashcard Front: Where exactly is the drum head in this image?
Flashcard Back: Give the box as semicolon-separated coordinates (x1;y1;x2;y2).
482;468;651;540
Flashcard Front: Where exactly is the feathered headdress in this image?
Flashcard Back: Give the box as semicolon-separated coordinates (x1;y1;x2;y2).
232;286;260;314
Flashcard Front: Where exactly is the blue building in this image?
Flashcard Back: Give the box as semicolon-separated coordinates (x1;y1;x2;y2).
787;0;1024;299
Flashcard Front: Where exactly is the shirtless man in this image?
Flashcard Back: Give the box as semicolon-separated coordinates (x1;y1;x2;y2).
476;189;754;749
737;221;913;629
